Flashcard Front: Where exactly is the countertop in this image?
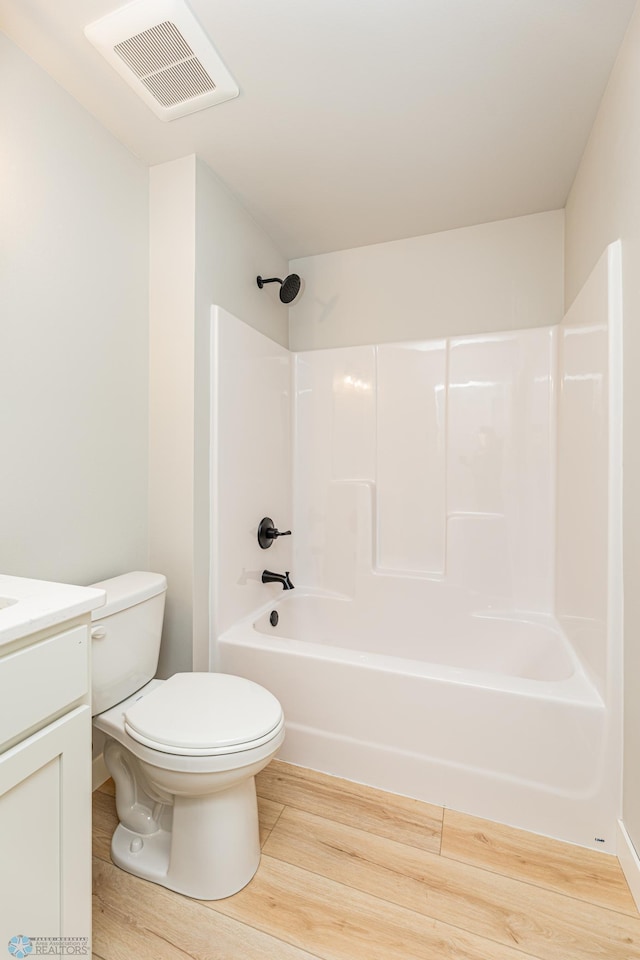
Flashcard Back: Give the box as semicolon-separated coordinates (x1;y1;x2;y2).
0;574;105;648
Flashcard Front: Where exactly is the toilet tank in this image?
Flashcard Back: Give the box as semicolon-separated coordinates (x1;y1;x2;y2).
89;571;167;716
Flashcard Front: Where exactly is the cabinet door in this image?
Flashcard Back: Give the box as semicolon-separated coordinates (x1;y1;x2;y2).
0;706;91;952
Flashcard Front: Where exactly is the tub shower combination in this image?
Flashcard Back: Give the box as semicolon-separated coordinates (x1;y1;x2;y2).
211;244;622;852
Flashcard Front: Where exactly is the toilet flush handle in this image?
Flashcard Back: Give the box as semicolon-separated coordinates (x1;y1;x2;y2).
91;626;107;640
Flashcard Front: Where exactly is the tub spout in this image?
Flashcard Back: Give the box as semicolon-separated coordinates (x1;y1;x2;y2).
262;569;294;590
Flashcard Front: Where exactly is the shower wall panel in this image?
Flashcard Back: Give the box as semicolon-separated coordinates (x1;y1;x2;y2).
293;326;556;613
210;307;292;640
447;328;556;611
556;246;619;698
376;342;447;575
293;347;376;594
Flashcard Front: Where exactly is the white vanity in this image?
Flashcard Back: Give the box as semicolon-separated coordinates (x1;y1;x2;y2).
0;576;104;955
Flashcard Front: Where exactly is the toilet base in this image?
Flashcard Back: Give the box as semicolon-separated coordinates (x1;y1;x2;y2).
110;777;262;900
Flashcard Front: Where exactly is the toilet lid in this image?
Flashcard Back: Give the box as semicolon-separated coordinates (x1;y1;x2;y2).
123;673;283;755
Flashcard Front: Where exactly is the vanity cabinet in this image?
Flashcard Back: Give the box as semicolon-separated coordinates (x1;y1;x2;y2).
0;581;103;958
0;704;91;946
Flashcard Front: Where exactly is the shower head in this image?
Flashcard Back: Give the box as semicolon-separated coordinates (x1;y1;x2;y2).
256;273;302;304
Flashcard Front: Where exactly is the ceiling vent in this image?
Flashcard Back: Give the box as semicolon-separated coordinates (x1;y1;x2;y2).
85;0;239;121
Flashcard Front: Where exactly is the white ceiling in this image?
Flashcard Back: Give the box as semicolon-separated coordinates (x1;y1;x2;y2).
0;0;635;258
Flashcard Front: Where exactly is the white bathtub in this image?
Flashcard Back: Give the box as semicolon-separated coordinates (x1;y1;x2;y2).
217;589;615;851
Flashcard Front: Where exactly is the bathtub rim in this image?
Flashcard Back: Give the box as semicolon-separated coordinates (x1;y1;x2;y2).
217;591;604;709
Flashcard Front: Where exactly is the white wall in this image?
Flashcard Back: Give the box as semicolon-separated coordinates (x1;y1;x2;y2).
195;159;290;352
0;33;149;585
289;211;564;351
149;156;288;675
148;157;196;679
563;1;640;856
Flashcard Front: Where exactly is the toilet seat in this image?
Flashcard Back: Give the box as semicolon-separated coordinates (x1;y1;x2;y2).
123;672;284;757
94;679;285;774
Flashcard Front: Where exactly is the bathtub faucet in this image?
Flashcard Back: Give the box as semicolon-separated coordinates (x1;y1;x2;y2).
262;569;295;590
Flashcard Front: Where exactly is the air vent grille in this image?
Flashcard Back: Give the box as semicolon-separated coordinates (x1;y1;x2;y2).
114;21;192;76
85;0;239;121
142;57;215;106
114;20;216;108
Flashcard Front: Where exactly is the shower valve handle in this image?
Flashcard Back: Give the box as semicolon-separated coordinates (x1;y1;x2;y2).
258;517;292;549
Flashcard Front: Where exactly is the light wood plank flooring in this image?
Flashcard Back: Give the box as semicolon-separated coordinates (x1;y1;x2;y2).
93;759;640;960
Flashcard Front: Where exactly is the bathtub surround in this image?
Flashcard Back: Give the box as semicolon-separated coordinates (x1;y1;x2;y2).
209;306;292;642
293;328;555;610
213;245;621;848
556;244;623;710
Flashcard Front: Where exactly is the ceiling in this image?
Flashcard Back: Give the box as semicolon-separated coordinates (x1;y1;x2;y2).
0;0;635;258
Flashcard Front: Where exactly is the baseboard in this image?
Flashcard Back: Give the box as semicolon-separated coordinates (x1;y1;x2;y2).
92;753;109;792
617;820;640;911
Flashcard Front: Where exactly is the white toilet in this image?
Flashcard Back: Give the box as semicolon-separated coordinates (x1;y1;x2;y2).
90;571;285;900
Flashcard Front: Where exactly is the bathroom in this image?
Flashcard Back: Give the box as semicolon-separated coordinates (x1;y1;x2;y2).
2;0;640;956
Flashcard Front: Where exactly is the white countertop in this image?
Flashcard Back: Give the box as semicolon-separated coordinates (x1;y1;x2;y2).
0;575;105;648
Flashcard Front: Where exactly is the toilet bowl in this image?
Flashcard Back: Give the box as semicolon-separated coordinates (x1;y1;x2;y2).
90;572;284;900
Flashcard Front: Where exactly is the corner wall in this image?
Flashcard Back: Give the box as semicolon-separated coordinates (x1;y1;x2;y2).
289;211;564;351
0;33;149;585
149;156;288;676
148;157;197;679
564;0;640;865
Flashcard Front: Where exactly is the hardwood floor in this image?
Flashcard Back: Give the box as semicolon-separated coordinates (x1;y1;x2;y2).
92;759;640;960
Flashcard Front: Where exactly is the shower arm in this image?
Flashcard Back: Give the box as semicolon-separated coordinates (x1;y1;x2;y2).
256;273;301;304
